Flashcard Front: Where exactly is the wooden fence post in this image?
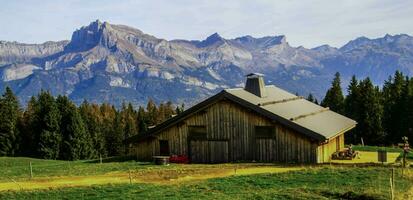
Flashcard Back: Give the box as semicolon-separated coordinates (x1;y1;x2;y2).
129;170;132;184
390;177;394;200
29;162;33;179
392;168;395;189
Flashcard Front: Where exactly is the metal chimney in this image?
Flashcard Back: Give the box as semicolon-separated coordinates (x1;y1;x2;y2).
245;73;267;97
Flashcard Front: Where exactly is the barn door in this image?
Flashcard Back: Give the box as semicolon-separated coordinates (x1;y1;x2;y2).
189;140;229;163
209;141;229;163
189;140;209;163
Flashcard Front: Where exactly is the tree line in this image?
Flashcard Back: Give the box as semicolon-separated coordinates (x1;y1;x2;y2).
318;71;413;146
1;71;411;160
0;89;182;160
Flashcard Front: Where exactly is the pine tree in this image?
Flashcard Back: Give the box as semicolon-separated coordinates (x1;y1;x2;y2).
137;106;147;134
0;87;21;156
36;91;61;159
57;96;93;160
18;96;38;156
399;77;413;141
382;71;407;144
357;78;385;145
146;99;157;126
100;103;117;156
106;111;123;156
306;93;315;103
344;76;361;144
79;101;106;158
175;103;185;114
321;72;344;113
120;103;138;154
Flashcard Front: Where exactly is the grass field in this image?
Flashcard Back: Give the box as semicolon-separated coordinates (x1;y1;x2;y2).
353;145;413;160
0;156;412;199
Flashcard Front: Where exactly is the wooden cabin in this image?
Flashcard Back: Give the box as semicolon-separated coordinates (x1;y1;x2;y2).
126;73;356;163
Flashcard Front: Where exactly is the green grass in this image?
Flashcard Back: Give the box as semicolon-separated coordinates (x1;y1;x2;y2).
353;145;413;161
353;145;403;153
0;157;158;182
0;167;411;200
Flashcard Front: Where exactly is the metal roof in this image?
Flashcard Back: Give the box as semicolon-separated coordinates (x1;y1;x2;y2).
125;85;356;144
225;85;356;139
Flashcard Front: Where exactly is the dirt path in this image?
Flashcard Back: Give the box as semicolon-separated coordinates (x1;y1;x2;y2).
0;166;303;191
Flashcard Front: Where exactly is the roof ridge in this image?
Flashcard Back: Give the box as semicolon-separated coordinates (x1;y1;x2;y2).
290;107;330;121
258;96;303;106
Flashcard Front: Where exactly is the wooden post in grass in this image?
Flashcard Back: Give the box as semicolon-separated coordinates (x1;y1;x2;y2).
361;137;364;146
390;177;394;200
129;170;132;184
29;162;33;179
100;154;103;164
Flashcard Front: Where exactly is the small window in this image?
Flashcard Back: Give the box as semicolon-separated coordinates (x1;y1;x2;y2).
255;126;275;139
188;126;207;140
159;140;170;156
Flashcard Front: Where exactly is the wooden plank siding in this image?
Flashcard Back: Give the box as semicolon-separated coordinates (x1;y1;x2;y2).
132;100;344;163
316;134;345;163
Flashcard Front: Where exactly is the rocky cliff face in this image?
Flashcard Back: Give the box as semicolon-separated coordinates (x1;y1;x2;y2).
1;20;412;106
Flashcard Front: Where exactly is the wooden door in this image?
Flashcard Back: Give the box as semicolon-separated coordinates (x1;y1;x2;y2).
189;140;229;163
209;141;229;163
189;140;209;163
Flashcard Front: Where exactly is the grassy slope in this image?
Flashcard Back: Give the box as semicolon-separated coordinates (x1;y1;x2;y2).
0;167;412;200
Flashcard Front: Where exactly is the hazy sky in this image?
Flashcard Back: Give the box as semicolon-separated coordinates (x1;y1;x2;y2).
1;0;412;48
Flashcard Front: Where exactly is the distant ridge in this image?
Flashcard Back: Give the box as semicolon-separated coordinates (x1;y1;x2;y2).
0;20;412;106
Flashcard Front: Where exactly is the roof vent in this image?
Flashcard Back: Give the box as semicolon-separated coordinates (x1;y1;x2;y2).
245;73;267;97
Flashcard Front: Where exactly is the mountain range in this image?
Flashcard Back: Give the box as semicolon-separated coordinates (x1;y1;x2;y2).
1;20;412;107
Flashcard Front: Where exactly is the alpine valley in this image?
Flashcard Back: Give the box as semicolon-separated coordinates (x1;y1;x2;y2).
1;20;412;106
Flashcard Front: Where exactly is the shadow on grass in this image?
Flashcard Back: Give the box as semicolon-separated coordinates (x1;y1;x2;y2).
320;191;383;200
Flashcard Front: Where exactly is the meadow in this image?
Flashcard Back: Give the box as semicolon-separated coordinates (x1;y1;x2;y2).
0;155;412;200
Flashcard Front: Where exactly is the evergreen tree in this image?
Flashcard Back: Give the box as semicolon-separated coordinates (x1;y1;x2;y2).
137;106;147;134
106;111;123;156
321;72;344;113
100;103;117;156
18;96;38;156
79;101;106;158
57;96;93;160
357;78;385;145
399;77;413;141
146;99;157;126
306;93;317;103
0;87;21;156
36;91;61;159
382;71;407;143
344;76;361;144
175;103;185;114
120;103;138;154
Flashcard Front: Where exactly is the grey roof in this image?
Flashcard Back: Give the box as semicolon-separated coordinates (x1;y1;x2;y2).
225;85;356;139
126;84;356;144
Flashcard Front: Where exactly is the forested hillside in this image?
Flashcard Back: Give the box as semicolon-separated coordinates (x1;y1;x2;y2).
0;70;412;160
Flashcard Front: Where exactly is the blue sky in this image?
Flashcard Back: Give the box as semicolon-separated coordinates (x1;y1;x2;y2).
0;0;412;48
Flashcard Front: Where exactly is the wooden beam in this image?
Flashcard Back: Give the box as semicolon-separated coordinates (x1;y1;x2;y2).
258;96;303;106
290;107;330;121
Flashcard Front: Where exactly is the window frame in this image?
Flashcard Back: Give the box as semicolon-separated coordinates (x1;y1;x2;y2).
159;140;170;156
188;125;207;140
255;125;275;139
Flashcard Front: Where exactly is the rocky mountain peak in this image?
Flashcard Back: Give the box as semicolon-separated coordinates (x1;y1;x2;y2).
64;20;113;52
197;32;225;47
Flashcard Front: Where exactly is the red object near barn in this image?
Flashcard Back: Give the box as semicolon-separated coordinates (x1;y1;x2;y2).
169;155;189;164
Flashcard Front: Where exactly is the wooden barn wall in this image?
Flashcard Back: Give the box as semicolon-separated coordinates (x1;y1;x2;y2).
316;134;345;163
134;100;341;163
